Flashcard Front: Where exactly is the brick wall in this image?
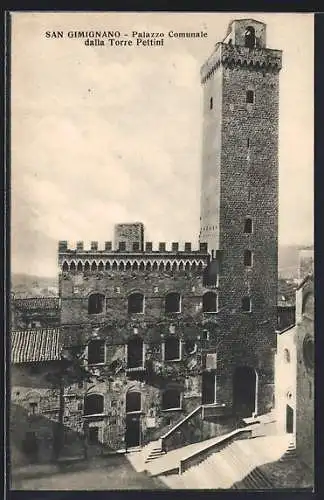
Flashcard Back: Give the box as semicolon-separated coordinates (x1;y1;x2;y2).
114;223;144;251
199;21;281;416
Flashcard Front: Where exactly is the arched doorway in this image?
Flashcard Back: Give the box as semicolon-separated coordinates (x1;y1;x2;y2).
125;389;142;449
233;366;257;417
286;405;294;434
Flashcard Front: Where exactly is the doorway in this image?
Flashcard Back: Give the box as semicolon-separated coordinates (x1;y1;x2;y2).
125;414;141;449
286;405;294;433
202;371;217;405
233;366;257;417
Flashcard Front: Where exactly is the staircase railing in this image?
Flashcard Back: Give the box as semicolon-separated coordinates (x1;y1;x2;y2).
160;405;203;453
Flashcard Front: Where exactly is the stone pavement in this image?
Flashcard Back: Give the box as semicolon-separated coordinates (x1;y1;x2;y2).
11;454;169;490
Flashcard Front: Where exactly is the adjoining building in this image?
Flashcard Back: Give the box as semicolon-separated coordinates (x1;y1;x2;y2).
274;274;314;472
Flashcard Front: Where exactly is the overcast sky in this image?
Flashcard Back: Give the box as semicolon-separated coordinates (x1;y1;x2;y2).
11;12;314;277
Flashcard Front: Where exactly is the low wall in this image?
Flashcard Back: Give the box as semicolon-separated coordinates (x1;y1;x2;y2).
179;428;252;474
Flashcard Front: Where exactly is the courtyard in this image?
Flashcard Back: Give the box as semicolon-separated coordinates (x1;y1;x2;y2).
11;454;168;490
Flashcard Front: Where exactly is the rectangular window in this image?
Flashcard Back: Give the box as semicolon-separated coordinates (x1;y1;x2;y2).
88;340;105;365
244;218;253;234
119;241;126;251
132;242;140;251
163;337;181;361
246;90;254;104
209;97;213;110
242;296;252;312
244;250;253;267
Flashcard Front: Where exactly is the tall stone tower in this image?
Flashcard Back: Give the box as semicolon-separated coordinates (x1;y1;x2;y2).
199;19;282;415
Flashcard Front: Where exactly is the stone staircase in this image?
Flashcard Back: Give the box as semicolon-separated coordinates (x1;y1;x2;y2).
145;444;166;464
160;434;291;489
279;440;297;462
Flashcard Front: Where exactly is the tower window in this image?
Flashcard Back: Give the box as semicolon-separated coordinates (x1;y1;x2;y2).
202;292;218;313
244;218;253;234
244;250;253;267
88;339;105;365
163;337;181;361
128;293;144;314
88;293;105;315
247;138;250;148
165;292;181;313
245;26;256;49
246;90;254;104
209;97;213;110
242;296;252;312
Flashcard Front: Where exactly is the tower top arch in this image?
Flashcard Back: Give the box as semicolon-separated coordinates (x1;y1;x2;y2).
223;19;266;48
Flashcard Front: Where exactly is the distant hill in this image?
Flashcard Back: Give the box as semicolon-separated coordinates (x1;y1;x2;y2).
278;244;313;279
11;273;58;298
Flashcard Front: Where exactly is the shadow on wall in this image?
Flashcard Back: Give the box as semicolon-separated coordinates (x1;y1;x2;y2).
10;402;115;469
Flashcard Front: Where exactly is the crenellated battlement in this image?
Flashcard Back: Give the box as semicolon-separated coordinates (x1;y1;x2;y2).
200;42;282;84
58;240;208;254
58;240;209;274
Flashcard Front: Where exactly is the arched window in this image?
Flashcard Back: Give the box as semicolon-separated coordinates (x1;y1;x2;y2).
127;336;144;369
105;261;111;271
245;26;256;49
303;336;314;369
139;261;145;271
112;261;117;270
128;293;144;314
242;296;251;312
88;293;105;314
98;261;104;272
133;261;138;271
165;292;181;313
146;262;152;272
88;339;105;365
119;262;125;271
77;261;83;272
283;348;291;363
91;261;97;272
84;261;90;272
62;261;69;272
159;262;164;272
203;292;218;313
163;336;181;361
126;391;141;413
70;261;76;272
162;388;182;410
84;394;104;416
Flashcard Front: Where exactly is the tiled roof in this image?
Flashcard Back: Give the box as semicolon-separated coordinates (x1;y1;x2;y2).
11;328;62;364
277;279;298;306
13;297;60;310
